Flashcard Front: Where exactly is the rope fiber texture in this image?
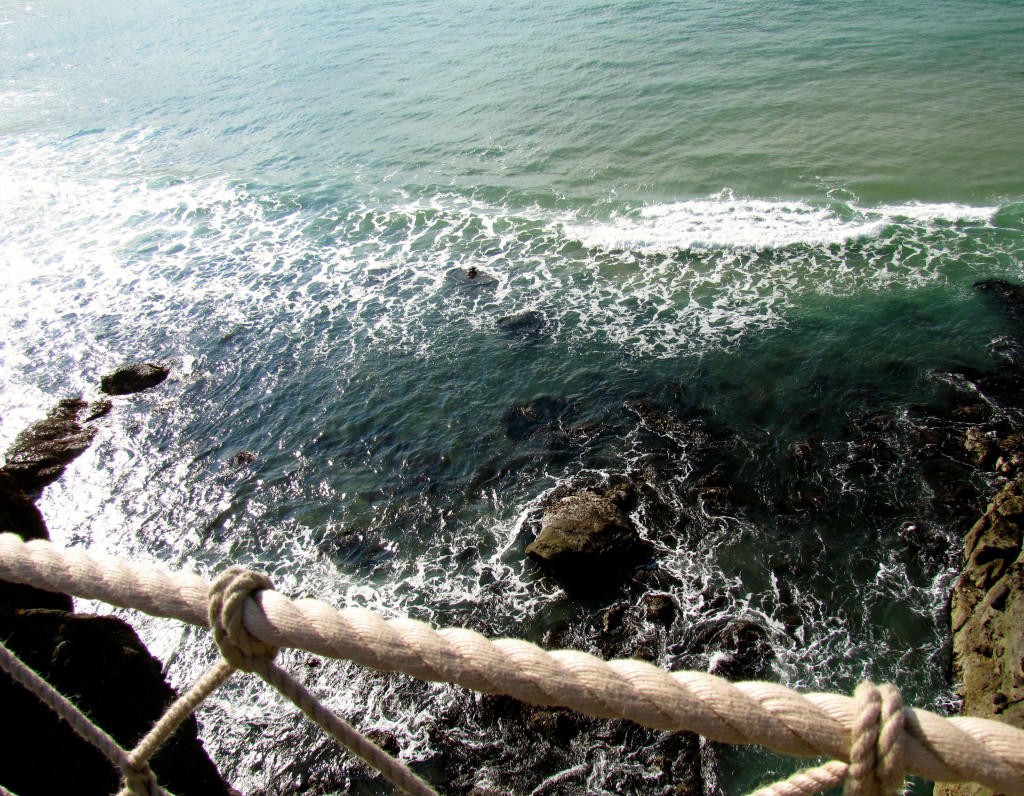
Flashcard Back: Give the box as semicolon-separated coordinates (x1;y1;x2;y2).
2;532;1023;795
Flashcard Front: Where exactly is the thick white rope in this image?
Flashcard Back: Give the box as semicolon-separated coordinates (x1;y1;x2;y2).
2;533;1023;794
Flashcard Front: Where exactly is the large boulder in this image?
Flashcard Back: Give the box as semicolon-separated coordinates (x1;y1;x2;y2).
100;363;169;395
1;397;107;493
0;608;234;796
526;488;653;591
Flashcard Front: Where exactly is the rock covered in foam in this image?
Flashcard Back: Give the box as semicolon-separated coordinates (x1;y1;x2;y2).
100;362;170;395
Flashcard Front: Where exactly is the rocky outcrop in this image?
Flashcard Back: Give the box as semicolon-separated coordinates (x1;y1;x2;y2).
1;397;109;492
0;473;72;611
0;391;233;796
526;484;654;591
100;363;170;395
0;608;234;796
936;477;1024;796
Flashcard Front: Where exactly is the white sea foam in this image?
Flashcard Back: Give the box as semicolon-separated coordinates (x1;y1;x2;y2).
558;191;999;253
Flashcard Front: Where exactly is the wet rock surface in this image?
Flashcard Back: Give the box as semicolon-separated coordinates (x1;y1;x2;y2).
525;480;654;592
1;397;105;492
100;362;170;395
0;394;233;796
935;477;1024;796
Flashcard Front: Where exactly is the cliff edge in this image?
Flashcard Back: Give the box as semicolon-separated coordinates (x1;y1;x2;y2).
936;476;1024;796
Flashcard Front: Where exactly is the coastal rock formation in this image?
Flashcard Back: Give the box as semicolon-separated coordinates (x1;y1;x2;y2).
100;362;170;395
0;472;72;611
0;608;234;796
526;484;654;591
936;477;1024;796
1;397;108;492
0;395;233;796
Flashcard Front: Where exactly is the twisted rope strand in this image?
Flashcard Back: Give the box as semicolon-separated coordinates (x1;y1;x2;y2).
748;760;849;796
206;563;438;796
2;533;1023;794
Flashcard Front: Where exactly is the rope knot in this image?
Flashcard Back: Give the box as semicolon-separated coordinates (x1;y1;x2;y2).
208;566;279;671
846;681;905;796
121;759;159;796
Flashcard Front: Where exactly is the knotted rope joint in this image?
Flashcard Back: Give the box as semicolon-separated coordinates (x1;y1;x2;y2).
208;566;279;671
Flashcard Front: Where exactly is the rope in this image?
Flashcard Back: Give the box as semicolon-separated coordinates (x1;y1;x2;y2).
0;639;168;795
749;682;906;796
205;565;437;796
2;532;1023;795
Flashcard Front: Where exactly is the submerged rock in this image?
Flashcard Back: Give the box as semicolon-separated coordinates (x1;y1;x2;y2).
525;488;653;591
1;397;101;492
100;362;170;395
975;279;1024;324
496;310;547;339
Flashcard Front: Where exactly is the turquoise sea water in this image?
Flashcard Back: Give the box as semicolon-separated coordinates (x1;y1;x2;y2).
2;1;1023;793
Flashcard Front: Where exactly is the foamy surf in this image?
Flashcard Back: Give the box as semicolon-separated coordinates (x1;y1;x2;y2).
558;191;999;253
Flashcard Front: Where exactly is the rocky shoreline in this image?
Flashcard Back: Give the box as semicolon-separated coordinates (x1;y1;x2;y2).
0;364;233;796
4;277;1024;794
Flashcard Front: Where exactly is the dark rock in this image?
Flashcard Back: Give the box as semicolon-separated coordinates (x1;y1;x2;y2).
496;310;547;339
99;363;170;395
643;593;678;626
1;398;98;492
975;279;1024;324
965;427;998;468
230;450;257;467
449;267;498;289
525;708;580;746
686;618;774;681
501;396;573;441
0;472;72;611
364;729;400;757
525;489;654;591
84;399;113;422
0;607;233;796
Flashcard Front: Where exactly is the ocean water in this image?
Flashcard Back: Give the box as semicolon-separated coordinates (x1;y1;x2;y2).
1;1;1023;793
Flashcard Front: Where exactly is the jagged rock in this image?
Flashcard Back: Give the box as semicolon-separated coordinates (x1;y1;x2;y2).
965;427;998;468
525;488;653;591
1;398;99;492
99;363;170;395
937;477;1024;796
643;593;677;626
0;608;233;796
